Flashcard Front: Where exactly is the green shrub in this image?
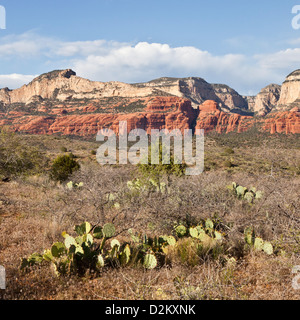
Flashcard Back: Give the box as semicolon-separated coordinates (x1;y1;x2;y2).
138;141;186;178
0;128;46;178
60;146;68;152
223;160;234;168
223;147;235;155
50;154;80;182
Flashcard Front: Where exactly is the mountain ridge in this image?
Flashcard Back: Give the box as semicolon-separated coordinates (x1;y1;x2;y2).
0;69;299;135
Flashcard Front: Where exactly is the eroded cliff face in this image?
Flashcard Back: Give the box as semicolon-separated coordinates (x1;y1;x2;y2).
195;100;254;133
0;69;154;105
4;97;198;136
194;100;300;134
253;84;281;115
211;84;248;111
277;70;300;108
0;70;249;111
134;77;248;110
1;96;299;136
261;107;300;134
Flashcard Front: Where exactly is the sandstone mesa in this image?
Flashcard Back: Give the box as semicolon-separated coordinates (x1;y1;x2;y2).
0;69;299;136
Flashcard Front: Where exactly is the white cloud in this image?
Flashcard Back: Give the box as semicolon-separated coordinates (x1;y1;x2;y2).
0;32;56;57
286;37;300;46
71;42;277;94
0;74;36;89
255;48;300;70
0;32;299;94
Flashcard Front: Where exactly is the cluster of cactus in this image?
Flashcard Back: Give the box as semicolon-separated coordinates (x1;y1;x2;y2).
20;221;179;275
20;219;275;277
128;229;177;269
127;178;167;194
106;193;120;209
20;222;131;276
148;178;166;193
66;181;84;190
127;178;144;191
227;182;263;203
175;218;223;250
244;226;273;255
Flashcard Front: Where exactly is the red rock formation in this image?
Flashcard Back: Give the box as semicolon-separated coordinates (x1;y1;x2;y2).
195;101;300;134
3;97;300;136
261;107;300;134
9;97;198;136
195;101;253;133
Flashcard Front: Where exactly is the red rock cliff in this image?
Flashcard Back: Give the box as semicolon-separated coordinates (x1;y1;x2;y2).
9;97;198;136
1;97;299;136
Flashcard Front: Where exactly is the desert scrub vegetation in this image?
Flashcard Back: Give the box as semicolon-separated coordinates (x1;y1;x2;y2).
0;132;299;300
49;153;80;182
0;128;47;179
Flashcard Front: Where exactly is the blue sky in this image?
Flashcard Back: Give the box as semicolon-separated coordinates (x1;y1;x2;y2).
0;0;300;95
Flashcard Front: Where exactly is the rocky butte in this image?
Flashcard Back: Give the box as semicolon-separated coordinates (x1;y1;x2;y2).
0;69;299;136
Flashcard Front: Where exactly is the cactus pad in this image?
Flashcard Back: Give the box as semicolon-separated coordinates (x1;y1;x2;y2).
263;241;273;255
175;225;187;237
189;227;198;238
143;254;157;270
103;223;116;238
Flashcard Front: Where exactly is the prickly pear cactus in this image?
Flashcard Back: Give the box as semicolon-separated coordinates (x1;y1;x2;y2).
67;181;74;190
63;234;77;249
103;223;116;238
119;244;131;266
93;226;103;239
175;225;187;238
96;254;105;269
189;227;198;238
43;249;54;262
236;186;247;197
214;230;223;240
244;192;254;204
111;239;121;249
75;222;91;236
196;225;205;235
143;253;157;270
255;190;263;200
198;233;215;248
229;182;263;203
262;241;273;255
244;226;255;246
51;242;67;258
205;219;214;230
166;236;176;246
127;179;143;191
254;237;264;251
21;253;43;269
